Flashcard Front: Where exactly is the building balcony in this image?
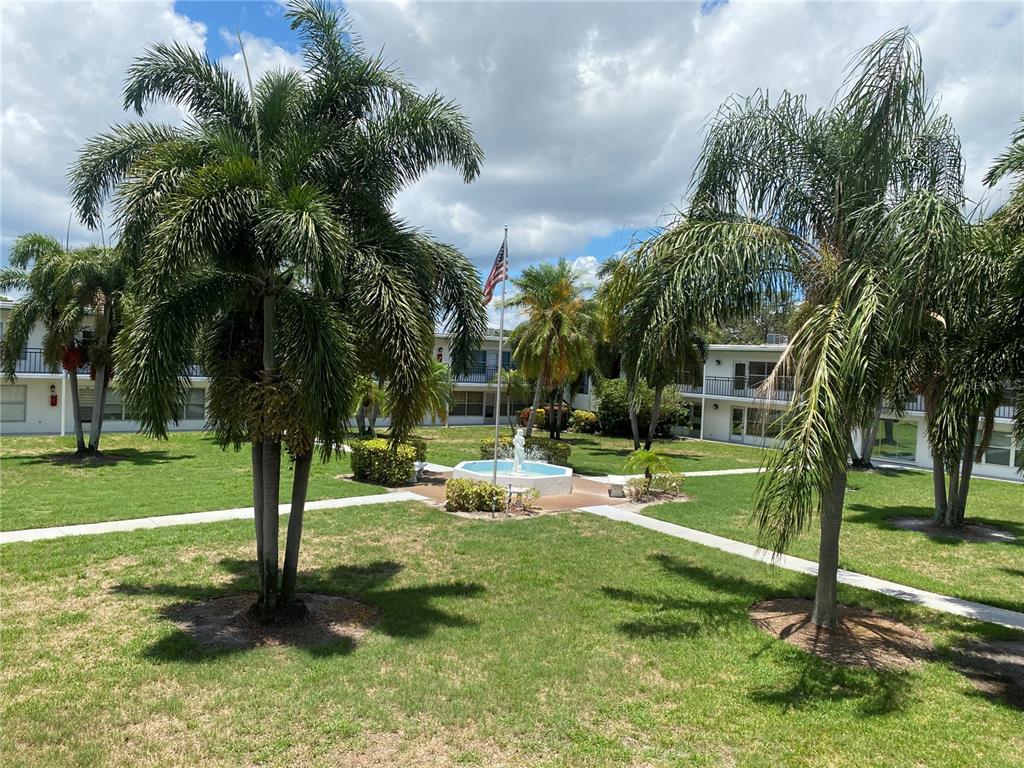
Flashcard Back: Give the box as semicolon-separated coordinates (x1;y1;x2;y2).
893;393;1015;422
678;383;703;395
453;363;515;385
1;347;88;375
2;347;205;378
702;376;795;402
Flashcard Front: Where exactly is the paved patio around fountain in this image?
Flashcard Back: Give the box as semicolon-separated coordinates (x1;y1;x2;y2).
399;470;629;513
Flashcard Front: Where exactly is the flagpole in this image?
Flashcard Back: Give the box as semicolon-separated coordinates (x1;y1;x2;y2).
492;225;508;486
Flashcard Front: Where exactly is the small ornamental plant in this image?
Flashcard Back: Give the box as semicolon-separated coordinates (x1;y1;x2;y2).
445;478;506;513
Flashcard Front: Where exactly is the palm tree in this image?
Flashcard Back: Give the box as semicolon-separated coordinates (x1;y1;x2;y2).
488;366;532;429
68;0;485;621
508;260;597;440
595;255;642;448
0;234;117;454
626;29;967;627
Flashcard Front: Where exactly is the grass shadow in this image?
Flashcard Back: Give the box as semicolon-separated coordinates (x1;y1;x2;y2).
747;654;913;716
113;558;485;662
845;503;1024;547
20;448;195;468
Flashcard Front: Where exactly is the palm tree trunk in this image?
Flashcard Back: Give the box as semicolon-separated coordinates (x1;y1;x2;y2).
67;370;86;454
548;389;557;439
280;450;313;610
369;402;379;436
251;439;266;599
259;290;280;620
945;456;961;528
810;467;848;628
90;370;110;453
525;380;542;438
356;403;366;436
627;380;640;451
554;389;564;440
645;384;663;450
854;405;881;468
931;453;947;525
954;412;980;526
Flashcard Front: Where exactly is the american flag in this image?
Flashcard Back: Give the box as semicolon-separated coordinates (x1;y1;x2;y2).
482;236;508;305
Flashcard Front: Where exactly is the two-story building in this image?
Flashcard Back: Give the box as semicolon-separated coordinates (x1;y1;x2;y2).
679;342;1022;482
0;300;528;435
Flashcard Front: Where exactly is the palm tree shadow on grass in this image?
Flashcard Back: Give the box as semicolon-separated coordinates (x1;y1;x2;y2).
21;449;195;467
599;553;779;640
113;558;485;662
845;502;1024;546
603;553;915;715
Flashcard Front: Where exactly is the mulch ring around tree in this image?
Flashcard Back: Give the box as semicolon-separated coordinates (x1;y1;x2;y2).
949;639;1024;709
163;592;379;651
749;598;934;671
888;516;1016;543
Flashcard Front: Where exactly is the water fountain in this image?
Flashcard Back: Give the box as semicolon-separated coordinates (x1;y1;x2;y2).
451;427;573;496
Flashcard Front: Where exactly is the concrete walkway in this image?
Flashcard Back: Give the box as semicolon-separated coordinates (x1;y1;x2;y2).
0;491;431;544
580;504;1024;631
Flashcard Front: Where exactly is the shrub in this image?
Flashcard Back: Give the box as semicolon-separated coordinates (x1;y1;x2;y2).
405;434;428;462
623;448;670;477
518;406;546;428
445;478;506;513
625;469;685;502
479;435;572;466
568;409;599;433
595;378;686;437
349;438;416;485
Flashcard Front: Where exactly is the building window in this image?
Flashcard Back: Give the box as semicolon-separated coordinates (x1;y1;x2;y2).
182;388;205;421
874;418;917;461
731;407;744;438
451;390;484;417
103;389;126;421
1;385;27;422
747;361;775;387
977;428;1011;467
744;407;784;439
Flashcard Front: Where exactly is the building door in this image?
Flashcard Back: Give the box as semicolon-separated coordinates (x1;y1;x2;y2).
730;407;745;442
733;362;746;395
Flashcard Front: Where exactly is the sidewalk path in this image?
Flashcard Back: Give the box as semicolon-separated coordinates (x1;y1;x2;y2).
580;504;1024;631
1;491;432;544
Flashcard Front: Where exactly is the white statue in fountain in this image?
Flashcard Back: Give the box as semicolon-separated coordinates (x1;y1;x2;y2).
511;427;526;474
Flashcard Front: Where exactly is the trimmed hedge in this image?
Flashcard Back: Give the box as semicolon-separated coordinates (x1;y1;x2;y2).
445;478;506;513
568;409;599;433
349;438;416;485
480;435;571;466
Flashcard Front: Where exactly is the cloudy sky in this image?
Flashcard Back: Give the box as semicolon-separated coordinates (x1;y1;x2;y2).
2;0;1021;317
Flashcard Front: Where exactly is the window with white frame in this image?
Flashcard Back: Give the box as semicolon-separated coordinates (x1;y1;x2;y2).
182;388;205;421
450;390;484;417
1;384;27;422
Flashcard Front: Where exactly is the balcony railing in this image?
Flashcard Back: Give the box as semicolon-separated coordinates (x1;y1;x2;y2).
2;347;205;378
894;393;1015;421
678;383;703;395
0;347;88;375
452;362;517;384
703;375;795;402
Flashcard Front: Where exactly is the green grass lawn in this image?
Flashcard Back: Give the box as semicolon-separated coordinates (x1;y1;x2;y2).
2;503;1021;767
414;425;768;475
0;432;383;531
644;469;1024;613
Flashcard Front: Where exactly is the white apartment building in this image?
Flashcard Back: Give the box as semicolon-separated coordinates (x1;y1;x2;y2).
678;343;1022;482
0;300;525;435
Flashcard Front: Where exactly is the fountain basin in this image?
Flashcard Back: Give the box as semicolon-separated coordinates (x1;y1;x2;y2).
452;460;573;496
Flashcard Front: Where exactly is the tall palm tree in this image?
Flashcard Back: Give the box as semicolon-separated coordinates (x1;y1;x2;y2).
625;29;967;627
0;234;117;454
595;255;642;448
68;0;485;621
508;260;597;440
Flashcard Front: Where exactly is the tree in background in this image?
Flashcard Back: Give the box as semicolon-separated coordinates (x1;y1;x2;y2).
0;234;124;455
69;0;485;622
625;29;967;627
508;260;597;439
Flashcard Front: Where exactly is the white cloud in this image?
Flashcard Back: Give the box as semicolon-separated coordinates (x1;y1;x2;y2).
2;0;1021;283
1;1;206;252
